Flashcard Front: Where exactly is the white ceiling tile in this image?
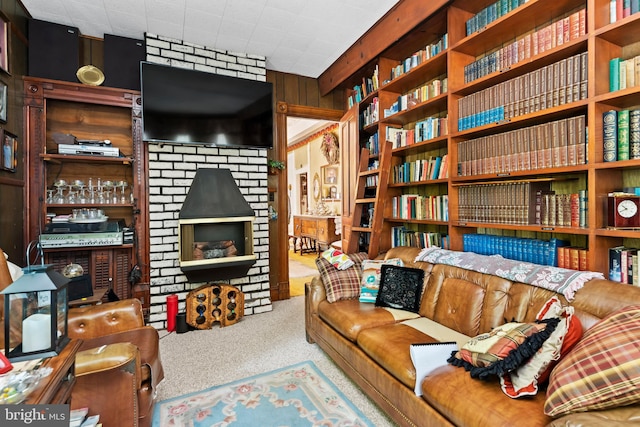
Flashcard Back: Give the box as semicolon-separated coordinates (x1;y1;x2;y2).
22;0;399;78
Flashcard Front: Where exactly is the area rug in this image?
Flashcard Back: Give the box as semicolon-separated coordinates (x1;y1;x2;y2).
152;361;374;427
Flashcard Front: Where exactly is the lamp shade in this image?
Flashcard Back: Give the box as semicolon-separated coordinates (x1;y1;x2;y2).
1;264;70;362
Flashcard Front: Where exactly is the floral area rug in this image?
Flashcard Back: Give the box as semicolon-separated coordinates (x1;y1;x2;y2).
152;361;374;427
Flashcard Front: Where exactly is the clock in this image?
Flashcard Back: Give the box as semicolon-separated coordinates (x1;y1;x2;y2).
607;194;640;228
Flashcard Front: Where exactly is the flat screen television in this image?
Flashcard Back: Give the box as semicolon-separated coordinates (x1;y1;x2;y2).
140;62;273;148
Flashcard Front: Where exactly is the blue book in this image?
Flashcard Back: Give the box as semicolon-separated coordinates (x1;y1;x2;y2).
610;58;621;91
431;156;442;180
632;0;639;13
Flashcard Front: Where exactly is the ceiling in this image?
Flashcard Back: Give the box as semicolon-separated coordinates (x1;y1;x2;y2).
21;0;399;79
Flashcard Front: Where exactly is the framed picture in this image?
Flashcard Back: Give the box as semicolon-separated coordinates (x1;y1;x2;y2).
322;165;339;185
0;13;8;74
1;130;17;172
0;80;6;123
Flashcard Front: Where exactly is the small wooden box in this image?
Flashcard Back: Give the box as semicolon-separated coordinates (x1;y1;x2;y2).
186;284;244;329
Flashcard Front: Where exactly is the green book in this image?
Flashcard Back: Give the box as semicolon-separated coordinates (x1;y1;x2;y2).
610;57;621;92
603;110;618;162
618;109;630;161
630;109;640;160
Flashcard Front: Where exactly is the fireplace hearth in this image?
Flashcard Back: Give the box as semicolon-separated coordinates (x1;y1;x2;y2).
178;168;256;280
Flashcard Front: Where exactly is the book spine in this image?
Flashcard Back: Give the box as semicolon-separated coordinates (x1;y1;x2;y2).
630;109;640;159
609;247;624;282
618;109;630;160
603;110;619;162
579;248;589;271
610;57;621;92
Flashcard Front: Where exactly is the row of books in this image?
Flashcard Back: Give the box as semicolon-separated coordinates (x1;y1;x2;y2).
458;52;588;131
609;246;639;284
458;115;586;176
609;56;640;92
466;0;529;36
365;133;379;155
458;181;551;225
387;34;449;83
391;154;449;184
464;8;586;84
538;191;588;228
384;76;448;118
348;65;379;108
386;115;448;148
558;246;590;271
360;97;379;128
603;109;640;161
390;194;449;221
391;227;449;250
463;234;567;267
365;174;379;188
610;0;640;23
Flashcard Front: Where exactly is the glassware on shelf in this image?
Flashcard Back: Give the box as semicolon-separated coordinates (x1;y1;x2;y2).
52;180;67;204
117;181;128;204
65;185;77;204
46;189;55;204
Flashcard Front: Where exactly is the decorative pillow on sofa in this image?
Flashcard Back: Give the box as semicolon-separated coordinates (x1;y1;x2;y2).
374;265;424;313
448;318;559;380
359;258;403;303
544;304;640;417
315;252;368;303
500;297;583;398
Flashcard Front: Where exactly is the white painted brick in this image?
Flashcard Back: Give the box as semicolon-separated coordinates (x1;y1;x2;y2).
158;35;182;43
247;66;266;76
170;59;194;69
194;64;217;74
216;68;237;77
172;44;194;54
162;49;184;60
227;62;247;72
237;57;257;67
204;58;227;68
194;48;216;59
184;54;206;65
146;38;171;49
217;53;237;63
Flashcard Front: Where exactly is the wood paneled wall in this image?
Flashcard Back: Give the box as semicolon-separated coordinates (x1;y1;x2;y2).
0;1;30;263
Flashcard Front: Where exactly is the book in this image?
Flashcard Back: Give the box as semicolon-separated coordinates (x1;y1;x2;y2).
630;109;640;159
609;246;626;282
603;110;618;161
410;341;458;396
610;57;621;91
618;109;630;160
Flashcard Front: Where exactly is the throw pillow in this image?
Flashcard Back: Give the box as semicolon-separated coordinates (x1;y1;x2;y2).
448;318;559;380
544;304;640;417
359;258;404;303
500;297;583;398
320;248;355;270
374;265;425;313
315;252;368;303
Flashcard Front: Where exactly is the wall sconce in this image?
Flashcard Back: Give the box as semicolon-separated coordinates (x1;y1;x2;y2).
1;263;70;362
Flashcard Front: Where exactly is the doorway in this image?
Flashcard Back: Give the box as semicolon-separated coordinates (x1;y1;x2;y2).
271;103;343;300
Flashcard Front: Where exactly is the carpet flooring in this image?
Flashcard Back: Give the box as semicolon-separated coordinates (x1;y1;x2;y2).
153;361;375;426
156;296;395;427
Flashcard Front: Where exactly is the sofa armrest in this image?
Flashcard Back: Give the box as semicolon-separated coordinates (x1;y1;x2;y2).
75;326;164;389
72;342;141;427
547;405;640;427
305;276;326;343
68;299;145;339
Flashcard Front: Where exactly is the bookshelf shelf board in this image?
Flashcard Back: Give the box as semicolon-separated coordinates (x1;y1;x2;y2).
450;165;589;183
382;94;448;126
452;222;591;234
450;37;588;96
450;0;583;56
593;87;640;109
594;14;640;45
41;153;135;164
452;101;589;139
381;53;448;94
361;122;379;134
593;160;640;171
389;179;449;188
386;218;449;226
596;228;640;238
391;135;449;155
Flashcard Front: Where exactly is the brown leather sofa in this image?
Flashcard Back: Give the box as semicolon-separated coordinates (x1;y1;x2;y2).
68;299;164;427
305;246;640;427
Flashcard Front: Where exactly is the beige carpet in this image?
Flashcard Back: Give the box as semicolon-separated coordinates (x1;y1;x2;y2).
156;296;396;426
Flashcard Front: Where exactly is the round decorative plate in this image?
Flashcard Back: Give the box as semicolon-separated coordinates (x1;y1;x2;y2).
76;65;105;86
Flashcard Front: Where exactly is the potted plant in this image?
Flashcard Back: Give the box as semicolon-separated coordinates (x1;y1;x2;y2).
267;159;286;174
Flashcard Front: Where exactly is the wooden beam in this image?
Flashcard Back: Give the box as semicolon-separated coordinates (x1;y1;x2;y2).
318;0;450;96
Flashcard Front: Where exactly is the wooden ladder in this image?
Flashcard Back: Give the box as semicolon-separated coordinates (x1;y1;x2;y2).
343;139;392;258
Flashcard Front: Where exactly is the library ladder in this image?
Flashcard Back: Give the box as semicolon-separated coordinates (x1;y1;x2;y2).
343;139;392;258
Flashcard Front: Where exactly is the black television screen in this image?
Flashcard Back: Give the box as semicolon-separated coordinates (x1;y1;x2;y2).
140;62;273;148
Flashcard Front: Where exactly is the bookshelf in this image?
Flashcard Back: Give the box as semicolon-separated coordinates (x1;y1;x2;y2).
339;0;640;279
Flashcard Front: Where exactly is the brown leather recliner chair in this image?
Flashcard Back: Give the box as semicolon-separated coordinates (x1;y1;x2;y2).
68;298;164;427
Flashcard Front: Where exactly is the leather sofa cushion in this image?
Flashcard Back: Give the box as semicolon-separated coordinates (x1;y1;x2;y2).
318;299;419;342
358;322;437;389
422;364;552;427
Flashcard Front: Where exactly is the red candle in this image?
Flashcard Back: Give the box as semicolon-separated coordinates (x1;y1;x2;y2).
167;295;178;332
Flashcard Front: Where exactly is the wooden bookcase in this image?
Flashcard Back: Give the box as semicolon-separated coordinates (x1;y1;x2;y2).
340;0;640;279
23;77;150;304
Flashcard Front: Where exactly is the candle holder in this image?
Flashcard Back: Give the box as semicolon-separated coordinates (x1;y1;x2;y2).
1;242;70;362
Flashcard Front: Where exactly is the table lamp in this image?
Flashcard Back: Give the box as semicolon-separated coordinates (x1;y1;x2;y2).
1;263;70;362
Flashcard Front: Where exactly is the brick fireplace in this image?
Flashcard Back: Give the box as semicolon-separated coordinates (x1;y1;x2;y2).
145;34;272;329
